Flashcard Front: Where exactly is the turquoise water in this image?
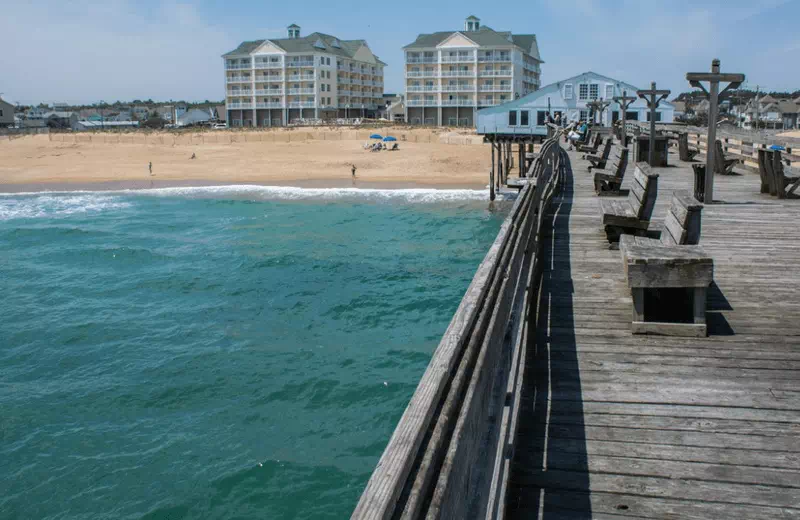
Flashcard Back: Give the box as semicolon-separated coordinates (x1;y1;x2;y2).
0;186;506;520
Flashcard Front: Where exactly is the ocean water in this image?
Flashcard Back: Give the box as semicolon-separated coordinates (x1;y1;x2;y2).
0;186;507;520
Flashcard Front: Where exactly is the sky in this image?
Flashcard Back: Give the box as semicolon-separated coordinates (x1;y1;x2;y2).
1;0;798;105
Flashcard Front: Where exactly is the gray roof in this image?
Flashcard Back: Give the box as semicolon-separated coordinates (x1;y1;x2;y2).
223;32;387;66
777;100;800;114
403;25;542;61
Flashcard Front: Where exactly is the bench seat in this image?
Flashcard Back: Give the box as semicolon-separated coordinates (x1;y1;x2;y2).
593;148;629;196
599;162;658;241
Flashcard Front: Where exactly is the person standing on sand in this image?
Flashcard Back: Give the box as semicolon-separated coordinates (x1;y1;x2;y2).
351;164;357;178
149;162;153;175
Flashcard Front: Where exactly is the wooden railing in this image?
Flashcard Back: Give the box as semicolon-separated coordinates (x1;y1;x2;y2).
352;136;567;520
624;121;799;170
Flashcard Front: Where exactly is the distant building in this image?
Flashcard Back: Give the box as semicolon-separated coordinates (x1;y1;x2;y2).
176;108;213;127
77;120;140;130
738;95;797;129
132;106;150;120
403;16;543;127
44;111;80;130
223;24;386;127
214;105;227;122
477;71;674;136
26;107;49;119
0;96;14;127
671;101;687;120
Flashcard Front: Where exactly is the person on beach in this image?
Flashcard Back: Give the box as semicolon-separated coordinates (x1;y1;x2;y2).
351;164;357;178
191;153;196;160
149;162;153;175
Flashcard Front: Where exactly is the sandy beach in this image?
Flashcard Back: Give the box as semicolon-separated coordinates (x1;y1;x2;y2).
0;130;493;192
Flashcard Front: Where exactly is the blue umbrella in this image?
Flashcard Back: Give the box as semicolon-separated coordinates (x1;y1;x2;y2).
370;134;383;139
770;145;785;151
383;136;397;142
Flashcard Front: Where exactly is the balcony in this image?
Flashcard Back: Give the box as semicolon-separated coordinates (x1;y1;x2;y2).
254;61;283;69
441;85;474;92
478;69;513;77
287;60;315;67
255;89;283;95
407;86;438;92
406;70;438;78
441;99;475;107
478;99;498;107
227;90;252;96
339;90;352;96
351;78;363;85
256;102;284;109
338;76;351;84
226;63;252;70
407;100;438;107
287;102;315;108
478;55;511;62
227;103;254;109
227;76;252;83
407;57;437;64
255;75;283;82
441;56;474;63
287;75;315;82
441;70;474;78
288;88;315;95
478;85;512;92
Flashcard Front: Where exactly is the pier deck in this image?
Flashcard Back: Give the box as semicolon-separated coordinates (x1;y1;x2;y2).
506;150;800;518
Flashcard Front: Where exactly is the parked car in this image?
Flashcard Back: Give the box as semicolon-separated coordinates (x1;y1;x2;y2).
212;123;227;130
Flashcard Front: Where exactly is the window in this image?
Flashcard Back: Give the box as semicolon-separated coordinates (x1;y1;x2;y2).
508;110;517;126
580;110;589;122
589;84;599;100
612;111;619;123
520;110;529;126
605;84;614;100
646;111;663;122
626;111;639;121
537;110;546;126
564;84;574;99
0;109;3;117
579;83;589;101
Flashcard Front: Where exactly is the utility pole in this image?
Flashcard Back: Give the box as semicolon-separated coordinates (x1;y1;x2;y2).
686;58;745;203
613;90;637;145
637;82;671;167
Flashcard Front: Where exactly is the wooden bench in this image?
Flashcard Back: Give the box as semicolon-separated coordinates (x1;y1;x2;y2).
713;140;738;174
585;138;613;171
578;133;603;154
678;133;699;162
619;191;712;337
600;162;659;242
762;149;800;199
593;147;629;196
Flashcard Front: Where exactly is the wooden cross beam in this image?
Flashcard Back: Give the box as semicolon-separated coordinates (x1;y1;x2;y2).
613;90;637;144
637;81;671;167
686;58;745;203
586;99;611;126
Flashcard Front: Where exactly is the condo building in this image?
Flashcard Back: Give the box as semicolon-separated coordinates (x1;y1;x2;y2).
403;16;543;127
223;25;386;126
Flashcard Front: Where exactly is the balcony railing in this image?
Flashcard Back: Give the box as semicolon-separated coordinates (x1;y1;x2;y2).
351;78;363;85
478;69;513;77
478;55;511;62
256;102;284;109
478;85;512;92
338;76;351;84
441;85;474;92
287;75;315;82
339;90;352;96
407;86;439;92
226;63;252;70
254;61;283;69
441;99;475;106
478;100;499;107
227;103;254;109
255;75;283;82
287;102;315;108
406;57;437;64
287;60;315;67
441;70;474;78
227;76;252;83
441;56;474;63
227;91;252;96
407;100;438;107
406;71;438;78
255;89;283;95
287;88;315;95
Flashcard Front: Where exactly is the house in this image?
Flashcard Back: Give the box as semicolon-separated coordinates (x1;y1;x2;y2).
403;16;542;127
44;111;79;129
214;105;227;122
477;71;674;136
778;100;800;130
671;100;687;120
378;93;404;121
25;106;49;119
223;24;386;127
739;95;786;129
132;106;150;120
0;96;14;128
176;108;213;127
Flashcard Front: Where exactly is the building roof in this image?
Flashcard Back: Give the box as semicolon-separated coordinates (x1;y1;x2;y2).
403;25;542;61
777;100;800;114
223;32;387;66
672;101;686;113
759;94;778;104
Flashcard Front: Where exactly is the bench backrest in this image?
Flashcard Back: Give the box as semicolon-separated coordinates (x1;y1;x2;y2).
660;190;703;246
714;140;727;171
628;162;659;221
757;148;770;193
590;132;603;150
613;147;629;180
599;138;613;161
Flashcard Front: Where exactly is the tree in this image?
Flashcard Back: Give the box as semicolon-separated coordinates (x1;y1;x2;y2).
143;112;165;129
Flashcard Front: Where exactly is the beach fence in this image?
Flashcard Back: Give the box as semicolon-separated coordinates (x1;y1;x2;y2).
352;136;567;520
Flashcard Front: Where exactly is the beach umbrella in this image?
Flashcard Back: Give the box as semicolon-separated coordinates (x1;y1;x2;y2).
770;144;785;151
370;134;383;139
383;136;397;142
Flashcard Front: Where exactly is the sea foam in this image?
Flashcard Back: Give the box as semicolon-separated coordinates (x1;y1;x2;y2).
0;194;131;221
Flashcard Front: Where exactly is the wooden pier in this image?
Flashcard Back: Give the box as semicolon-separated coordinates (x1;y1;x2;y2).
354;140;800;519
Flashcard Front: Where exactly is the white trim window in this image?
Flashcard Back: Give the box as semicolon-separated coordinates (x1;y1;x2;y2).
579;83;589;101
564;84;574;100
589;84;599;100
605;84;614;100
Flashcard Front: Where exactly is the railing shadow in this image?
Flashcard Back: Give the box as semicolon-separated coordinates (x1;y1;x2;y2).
506;156;592;518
